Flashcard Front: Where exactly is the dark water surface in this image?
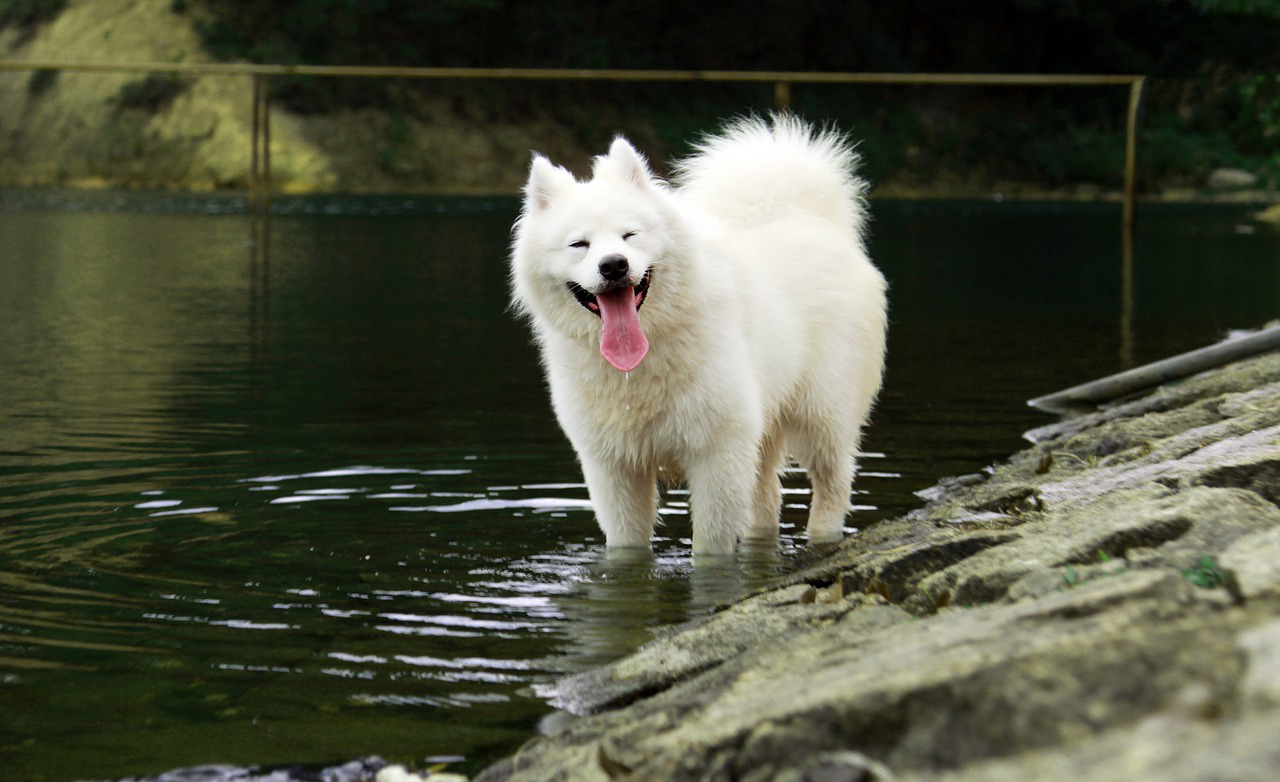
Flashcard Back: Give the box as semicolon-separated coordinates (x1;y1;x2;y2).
1;190;1276;780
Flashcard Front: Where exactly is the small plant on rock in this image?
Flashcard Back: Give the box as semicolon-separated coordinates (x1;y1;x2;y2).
1183;555;1227;589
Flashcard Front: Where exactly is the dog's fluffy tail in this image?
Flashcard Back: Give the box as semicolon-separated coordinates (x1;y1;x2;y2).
672;113;868;235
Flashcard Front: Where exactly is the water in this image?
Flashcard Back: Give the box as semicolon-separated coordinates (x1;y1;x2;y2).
1;190;1276;780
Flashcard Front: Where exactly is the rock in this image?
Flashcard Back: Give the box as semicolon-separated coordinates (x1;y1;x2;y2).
1207;167;1259;190
108;757;389;782
476;349;1280;782
1256;203;1280;223
899;709;1280;782
1221;527;1280;598
374;766;427;782
479;567;1254;782
1237;619;1280;709
749;751;897;782
546;583;868;716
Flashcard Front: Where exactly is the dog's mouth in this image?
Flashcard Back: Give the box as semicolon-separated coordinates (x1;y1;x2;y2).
567;268;652;317
567;269;652;372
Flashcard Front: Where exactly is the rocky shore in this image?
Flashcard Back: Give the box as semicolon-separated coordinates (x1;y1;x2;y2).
473;348;1280;782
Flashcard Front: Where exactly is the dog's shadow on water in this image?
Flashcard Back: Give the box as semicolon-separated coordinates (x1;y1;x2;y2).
543;535;799;675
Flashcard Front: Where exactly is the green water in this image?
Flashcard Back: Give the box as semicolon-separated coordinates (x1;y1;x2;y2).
0;191;1276;780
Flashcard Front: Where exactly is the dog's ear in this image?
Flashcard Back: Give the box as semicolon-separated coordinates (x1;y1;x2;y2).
524;155;576;212
594;137;654;188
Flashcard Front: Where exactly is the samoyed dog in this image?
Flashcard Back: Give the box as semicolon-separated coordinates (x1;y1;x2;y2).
510;115;887;554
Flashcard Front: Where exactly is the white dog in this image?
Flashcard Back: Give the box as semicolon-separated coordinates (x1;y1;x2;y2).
510;115;887;554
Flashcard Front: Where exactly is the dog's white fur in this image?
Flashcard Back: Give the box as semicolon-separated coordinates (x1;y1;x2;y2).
510;115;887;554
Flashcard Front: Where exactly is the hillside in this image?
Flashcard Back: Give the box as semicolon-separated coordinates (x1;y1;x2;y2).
0;0;599;193
1;0;1278;199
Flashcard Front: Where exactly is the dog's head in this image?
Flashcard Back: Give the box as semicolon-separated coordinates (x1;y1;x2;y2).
512;138;680;372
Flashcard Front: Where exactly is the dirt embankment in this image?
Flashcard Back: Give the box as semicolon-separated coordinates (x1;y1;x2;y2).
0;0;597;194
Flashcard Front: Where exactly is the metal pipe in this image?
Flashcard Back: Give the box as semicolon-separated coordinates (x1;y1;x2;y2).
0;60;1145;87
1028;325;1280;413
0;60;1145;212
1122;76;1146;231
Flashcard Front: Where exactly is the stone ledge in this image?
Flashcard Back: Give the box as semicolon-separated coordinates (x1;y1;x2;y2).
478;350;1280;782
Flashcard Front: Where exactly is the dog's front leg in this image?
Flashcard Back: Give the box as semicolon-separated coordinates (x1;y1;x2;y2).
685;447;756;555
580;455;658;548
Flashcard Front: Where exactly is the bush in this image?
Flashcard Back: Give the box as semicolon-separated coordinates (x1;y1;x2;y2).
180;0;1280;189
113;74;190;112
26;67;57;97
0;0;66;30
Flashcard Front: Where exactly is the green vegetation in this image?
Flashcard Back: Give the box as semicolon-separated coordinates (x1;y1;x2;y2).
1062;554;1231;591
26;67;56;97
5;0;1276;190
175;0;1279;190
113;74;189;112
1062;550;1131;588
1183;555;1228;589
0;0;65;30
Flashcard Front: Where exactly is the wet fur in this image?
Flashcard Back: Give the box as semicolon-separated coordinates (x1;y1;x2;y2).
510;115;887;554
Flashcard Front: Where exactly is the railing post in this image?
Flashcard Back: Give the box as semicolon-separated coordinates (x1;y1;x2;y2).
249;72;272;215
250;74;260;212
1122;76;1145;231
262;75;272;214
774;80;791;112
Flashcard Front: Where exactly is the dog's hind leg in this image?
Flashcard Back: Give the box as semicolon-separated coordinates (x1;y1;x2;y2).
792;425;855;543
744;424;786;540
581;457;658;548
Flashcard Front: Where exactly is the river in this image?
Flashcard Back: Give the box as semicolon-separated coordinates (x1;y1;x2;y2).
0;190;1275;780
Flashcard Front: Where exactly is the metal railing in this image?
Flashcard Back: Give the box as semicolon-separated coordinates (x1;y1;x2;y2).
0;60;1146;223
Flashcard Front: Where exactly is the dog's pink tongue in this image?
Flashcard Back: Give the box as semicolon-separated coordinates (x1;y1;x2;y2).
597;287;648;371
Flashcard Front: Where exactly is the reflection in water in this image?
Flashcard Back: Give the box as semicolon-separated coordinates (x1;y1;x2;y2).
1;192;1277;779
1121;217;1135;367
542;544;778;672
249;208;271;383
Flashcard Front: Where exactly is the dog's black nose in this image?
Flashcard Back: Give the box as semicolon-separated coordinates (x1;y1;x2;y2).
598;254;629;282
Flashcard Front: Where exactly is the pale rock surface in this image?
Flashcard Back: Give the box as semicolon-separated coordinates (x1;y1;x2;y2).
477;351;1280;781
